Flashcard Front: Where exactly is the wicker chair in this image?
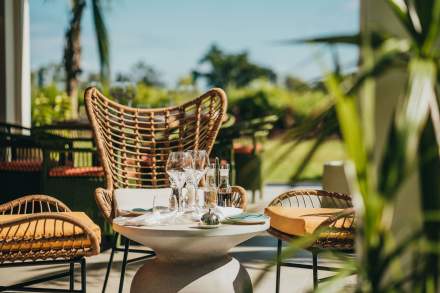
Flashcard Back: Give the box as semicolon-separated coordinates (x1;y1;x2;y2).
265;189;355;291
84;87;248;293
0;194;101;292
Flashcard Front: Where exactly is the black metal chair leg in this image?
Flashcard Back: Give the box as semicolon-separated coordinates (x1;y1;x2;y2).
102;233;118;293
312;250;318;289
69;262;75;291
81;258;87;293
118;237;130;293
276;239;282;293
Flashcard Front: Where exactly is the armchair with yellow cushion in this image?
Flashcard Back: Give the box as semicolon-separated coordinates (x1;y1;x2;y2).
0;194;101;293
265;189;355;291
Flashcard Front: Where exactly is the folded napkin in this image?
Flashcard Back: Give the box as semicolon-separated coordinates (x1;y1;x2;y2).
222;213;269;225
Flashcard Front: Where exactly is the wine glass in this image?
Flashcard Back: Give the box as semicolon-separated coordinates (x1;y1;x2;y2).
185;150;209;211
166;151;189;212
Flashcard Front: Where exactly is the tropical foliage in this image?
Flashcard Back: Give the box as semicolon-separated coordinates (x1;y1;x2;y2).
192;45;277;88
262;0;440;291
31;84;71;126
63;0;110;118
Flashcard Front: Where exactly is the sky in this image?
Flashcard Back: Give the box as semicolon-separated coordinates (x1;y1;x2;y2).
30;0;359;88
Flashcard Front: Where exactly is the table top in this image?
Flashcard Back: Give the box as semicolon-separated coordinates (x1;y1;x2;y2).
113;219;270;262
113;220;270;237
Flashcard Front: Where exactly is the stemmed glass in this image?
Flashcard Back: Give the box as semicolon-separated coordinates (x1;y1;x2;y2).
166;151;191;212
184;150;209;211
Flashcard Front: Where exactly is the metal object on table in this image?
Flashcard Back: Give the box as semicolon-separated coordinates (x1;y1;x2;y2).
201;208;220;225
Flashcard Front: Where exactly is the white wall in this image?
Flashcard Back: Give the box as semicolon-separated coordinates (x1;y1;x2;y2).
1;0;31;127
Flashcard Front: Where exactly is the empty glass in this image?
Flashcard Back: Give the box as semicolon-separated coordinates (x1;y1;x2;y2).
166;151;190;212
184;150;209;210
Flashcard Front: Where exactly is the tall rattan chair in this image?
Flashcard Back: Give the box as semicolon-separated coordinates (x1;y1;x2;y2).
0;194;101;292
265;189;355;291
85;87;248;293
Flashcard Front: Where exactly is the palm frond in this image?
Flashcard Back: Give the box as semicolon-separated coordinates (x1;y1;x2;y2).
346;39;411;96
277;31;387;49
91;0;110;85
380;59;437;197
420;0;440;55
386;0;422;44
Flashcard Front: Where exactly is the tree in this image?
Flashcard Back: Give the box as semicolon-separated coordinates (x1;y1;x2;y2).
63;0;110;119
130;61;163;87
284;75;311;91
115;61;163;87
193;45;276;88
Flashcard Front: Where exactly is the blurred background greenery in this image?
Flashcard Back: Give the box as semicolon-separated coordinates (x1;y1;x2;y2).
31;43;343;184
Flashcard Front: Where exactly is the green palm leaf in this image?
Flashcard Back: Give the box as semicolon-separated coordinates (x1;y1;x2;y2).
386;0;421;44
91;0;110;86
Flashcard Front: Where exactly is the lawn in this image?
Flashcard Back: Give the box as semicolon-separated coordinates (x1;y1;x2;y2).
262;137;346;184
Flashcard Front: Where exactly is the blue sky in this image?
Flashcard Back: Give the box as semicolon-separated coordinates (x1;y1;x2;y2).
30;0;359;87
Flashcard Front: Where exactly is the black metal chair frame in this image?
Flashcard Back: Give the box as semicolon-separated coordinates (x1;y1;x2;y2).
273;228;354;292
102;232;155;293
0;257;87;293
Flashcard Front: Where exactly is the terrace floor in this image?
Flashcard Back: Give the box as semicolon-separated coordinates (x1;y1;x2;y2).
0;184;355;292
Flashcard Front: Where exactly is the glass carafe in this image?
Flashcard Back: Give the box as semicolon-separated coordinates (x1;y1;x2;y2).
204;164;218;208
217;163;232;207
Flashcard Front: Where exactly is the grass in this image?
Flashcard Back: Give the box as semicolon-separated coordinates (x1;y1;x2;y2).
262;137;346;184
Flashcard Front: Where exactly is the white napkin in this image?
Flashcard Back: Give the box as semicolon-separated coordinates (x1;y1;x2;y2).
114;207;243;227
114;210;194;226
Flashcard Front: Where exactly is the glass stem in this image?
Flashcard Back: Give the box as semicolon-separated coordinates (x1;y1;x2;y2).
193;183;199;210
178;187;184;212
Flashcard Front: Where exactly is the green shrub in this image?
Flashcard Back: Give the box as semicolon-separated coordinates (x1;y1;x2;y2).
115;84;200;108
32;84;71;126
228;80;330;129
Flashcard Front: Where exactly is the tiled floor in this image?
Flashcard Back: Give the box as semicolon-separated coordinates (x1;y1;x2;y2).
0;184;355;292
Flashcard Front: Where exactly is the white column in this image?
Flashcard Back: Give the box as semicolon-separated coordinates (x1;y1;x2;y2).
20;0;31;128
3;0;31;127
4;0;15;123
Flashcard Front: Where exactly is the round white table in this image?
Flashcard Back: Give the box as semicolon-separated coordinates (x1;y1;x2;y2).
113;220;269;293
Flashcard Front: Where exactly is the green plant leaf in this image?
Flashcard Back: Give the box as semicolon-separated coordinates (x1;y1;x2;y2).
386;0;421;44
277;32;387;49
380;58;437;197
288;121;336;183
325;74;367;188
420;0;440;55
346;39;411;96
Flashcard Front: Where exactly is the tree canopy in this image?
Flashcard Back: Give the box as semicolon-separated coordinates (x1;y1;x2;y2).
193;45;276;88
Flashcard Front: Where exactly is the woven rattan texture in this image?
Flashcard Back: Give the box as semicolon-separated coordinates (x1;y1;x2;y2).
85;87;227;189
0;195;100;263
268;189;355;250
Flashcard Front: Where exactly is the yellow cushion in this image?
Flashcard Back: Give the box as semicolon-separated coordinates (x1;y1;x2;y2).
265;206;347;236
0;212;101;253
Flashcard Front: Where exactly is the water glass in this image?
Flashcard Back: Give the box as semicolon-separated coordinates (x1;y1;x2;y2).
185;150;209;210
166;151;190;212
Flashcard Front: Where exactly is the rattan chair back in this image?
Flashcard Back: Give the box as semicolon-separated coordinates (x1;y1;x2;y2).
85;87;227;189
